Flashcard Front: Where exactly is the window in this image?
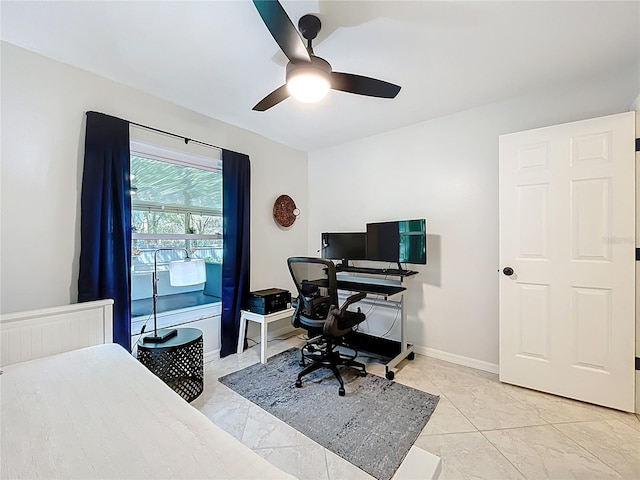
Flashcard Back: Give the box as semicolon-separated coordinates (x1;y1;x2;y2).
130;141;222;323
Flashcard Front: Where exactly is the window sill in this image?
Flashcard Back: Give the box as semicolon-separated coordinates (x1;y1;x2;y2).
132;291;219;316
131;292;221;335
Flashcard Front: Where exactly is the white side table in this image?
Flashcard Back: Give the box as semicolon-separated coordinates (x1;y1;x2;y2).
237;307;295;363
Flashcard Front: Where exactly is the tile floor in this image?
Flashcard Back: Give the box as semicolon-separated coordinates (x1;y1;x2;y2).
192;335;640;480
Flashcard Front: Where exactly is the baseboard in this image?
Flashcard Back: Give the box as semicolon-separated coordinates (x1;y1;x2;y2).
204;349;220;364
412;345;499;375
203;325;299;365
240;322;500;376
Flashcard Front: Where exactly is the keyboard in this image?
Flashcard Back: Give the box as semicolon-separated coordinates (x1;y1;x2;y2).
337;280;406;296
335;265;417;277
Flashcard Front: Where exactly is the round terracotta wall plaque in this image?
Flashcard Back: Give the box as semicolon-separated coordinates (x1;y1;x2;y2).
273;194;299;227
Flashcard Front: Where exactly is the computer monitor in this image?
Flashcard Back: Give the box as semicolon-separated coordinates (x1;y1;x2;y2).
366;219;427;265
321;232;367;267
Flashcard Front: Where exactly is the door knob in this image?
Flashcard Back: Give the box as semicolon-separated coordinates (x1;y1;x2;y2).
503;267;514;276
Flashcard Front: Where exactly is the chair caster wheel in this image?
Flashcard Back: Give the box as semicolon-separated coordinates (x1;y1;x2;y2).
407;352;415;361
295;380;302;388
338;388;345;396
359;370;367;377
385;370;395;381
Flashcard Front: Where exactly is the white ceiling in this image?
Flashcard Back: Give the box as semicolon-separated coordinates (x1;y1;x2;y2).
2;1;639;152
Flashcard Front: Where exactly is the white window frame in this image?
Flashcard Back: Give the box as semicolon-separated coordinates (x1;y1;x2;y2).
129;140;223;335
130;140;222;243
130;140;222;171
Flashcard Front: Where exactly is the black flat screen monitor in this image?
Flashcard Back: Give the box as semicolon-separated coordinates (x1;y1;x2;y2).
321;232;367;264
366;219;427;264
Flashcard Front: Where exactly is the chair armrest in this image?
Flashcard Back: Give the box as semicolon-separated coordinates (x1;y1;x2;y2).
291;297;300;327
332;291;366;318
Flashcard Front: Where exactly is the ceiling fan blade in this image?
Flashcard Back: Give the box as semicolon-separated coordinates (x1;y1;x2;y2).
331;72;401;99
253;0;311;64
253;84;290;111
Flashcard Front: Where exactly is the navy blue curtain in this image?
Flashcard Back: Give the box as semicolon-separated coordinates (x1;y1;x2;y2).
78;111;131;351
220;149;250;357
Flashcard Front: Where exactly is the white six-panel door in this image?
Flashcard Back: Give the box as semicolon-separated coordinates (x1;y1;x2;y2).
499;112;635;412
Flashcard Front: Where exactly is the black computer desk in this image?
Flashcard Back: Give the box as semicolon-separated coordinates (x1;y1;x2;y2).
336;267;417;380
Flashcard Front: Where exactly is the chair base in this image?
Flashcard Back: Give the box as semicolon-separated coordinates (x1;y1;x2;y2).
295;338;366;396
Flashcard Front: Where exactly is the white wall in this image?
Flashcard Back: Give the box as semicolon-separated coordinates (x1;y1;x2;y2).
308;68;638;367
0;42;308;329
2;40;637;369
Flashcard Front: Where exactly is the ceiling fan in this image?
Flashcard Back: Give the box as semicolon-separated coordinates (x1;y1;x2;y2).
251;0;402;111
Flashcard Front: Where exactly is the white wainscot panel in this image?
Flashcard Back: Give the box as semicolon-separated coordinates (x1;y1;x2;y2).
131;303;221;362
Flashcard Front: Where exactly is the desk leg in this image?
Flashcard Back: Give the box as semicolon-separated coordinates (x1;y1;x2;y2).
237;313;248;355
385;294;415;380
260;319;268;364
400;294;407;352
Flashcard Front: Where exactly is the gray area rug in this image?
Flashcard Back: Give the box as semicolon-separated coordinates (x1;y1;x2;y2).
219;348;439;480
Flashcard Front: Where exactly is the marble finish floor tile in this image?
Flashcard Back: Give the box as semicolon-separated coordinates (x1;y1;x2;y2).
324;449;375;480
419;397;477;436
242;403;316;449
483;425;622;479
393;363;444;396
555;420;640;478
415;356;499;390
503;384;640;427
414;432;525;480
198;340;640;480
191;384;252;440
204;350;260;377
254;444;329;480
632;414;640;430
439;383;547;430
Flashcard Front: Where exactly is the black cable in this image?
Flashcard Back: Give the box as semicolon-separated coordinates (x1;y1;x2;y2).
380;306;400;338
131;311;154;353
245;331;301;347
360;261;394;328
272;331;302;341
266;332;303;344
377;261;402;337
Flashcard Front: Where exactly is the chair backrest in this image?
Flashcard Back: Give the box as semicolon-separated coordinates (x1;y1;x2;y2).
287;257;339;330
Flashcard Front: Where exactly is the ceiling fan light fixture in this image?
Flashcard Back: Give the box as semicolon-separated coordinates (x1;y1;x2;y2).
252;3;402;111
287;72;330;103
286;56;332;104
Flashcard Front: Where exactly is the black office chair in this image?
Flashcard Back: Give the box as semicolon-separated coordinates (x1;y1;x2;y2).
287;257;367;396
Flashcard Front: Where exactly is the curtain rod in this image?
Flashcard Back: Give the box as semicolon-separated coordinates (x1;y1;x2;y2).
128;120;222;151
